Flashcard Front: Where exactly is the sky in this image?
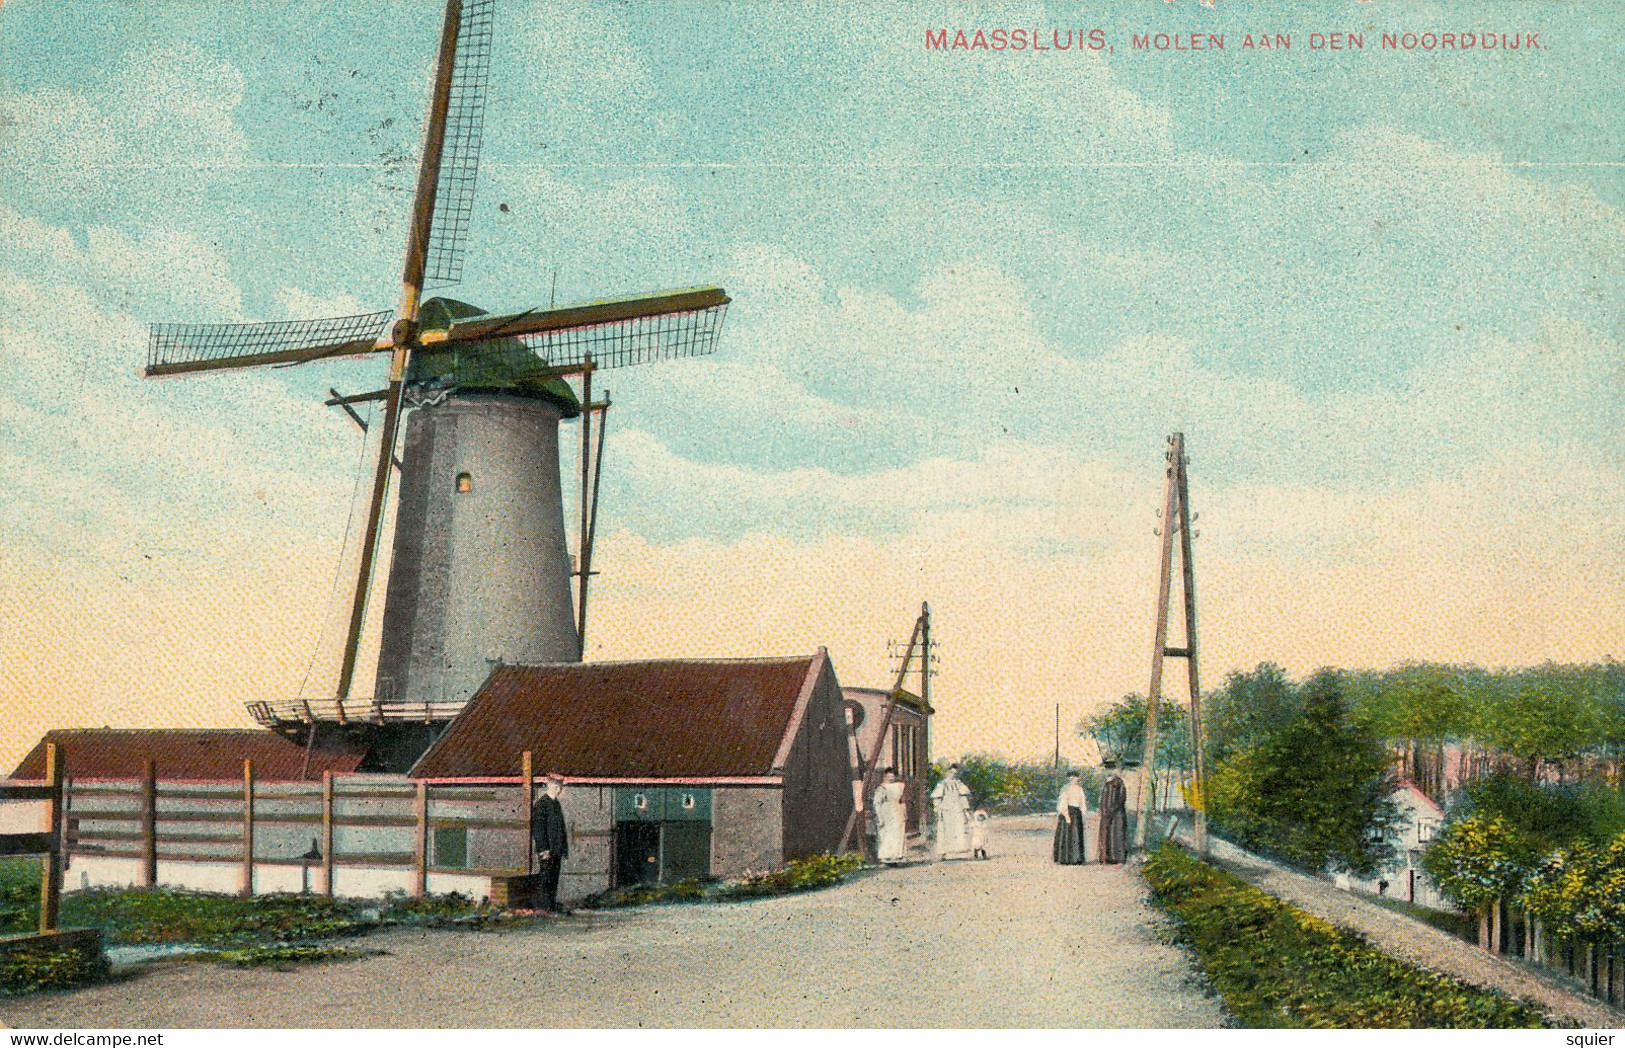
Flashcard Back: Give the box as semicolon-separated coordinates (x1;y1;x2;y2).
0;0;1621;772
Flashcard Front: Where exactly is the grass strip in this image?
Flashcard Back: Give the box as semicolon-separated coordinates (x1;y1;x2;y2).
1143;842;1551;1029
583;853;868;909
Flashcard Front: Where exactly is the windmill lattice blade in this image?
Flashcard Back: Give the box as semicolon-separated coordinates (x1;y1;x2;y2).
515;298;729;372
423;0;495;290
429;288;730;372
436;288;729;343
146;311;394;377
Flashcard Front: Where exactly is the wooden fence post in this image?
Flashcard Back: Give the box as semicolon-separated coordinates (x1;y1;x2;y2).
521;750;534;876
140;760;157;888
38;743;62;935
240;759;255;897
321;771;335;897
413;781;428;898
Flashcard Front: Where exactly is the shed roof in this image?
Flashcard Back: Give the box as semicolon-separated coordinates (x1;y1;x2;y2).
841;686;931;715
10;730;368;782
410;655;825;780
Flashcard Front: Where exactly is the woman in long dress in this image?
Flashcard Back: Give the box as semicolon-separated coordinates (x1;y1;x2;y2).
929;763;973;859
1098;774;1129;864
873;767;908;864
1053;770;1087;865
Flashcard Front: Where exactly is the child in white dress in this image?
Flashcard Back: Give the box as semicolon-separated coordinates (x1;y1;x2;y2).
969;808;990;859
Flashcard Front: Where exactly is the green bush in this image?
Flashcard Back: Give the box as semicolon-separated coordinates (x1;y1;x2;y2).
205;942;373;969
1144;843;1550;1029
581;878;714;909
585;854;869;908
720;853;867;899
930;755;1081;813
377;890;497;927
0;858;41;936
0;940;111;996
60;888;369;947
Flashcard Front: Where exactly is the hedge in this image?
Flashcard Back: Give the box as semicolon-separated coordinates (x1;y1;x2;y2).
1143;843;1551;1028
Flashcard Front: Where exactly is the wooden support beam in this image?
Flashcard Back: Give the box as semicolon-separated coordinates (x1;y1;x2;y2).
575;363;593;657
1134;438;1181;851
321;771;335;897
837;609;926;858
240;759;255;897
1174;436;1208;857
413;781;429;898
140;760;157;888
521;751;534;876
0;833;58;858
39;743;62;934
577;397;610;653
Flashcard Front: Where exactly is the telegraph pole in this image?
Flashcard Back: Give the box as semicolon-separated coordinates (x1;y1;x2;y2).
1133;433;1207;855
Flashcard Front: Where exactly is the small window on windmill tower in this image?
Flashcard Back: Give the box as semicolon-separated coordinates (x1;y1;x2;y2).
455;472;472;494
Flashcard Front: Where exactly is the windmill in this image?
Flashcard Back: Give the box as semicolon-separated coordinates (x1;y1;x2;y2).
145;0;729;735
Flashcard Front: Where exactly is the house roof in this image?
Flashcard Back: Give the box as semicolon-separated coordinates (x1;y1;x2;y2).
410;655;826;780
841;686;931;715
1393;779;1446;816
9;729;368;782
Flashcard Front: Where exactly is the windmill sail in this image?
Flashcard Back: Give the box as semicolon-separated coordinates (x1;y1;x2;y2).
423;0;495;289
428;287;731;372
146;311;394;377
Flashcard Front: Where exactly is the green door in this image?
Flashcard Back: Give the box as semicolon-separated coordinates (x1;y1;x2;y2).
661;823;711;882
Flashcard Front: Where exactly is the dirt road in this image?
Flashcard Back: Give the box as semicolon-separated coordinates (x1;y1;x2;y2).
0;814;1225;1028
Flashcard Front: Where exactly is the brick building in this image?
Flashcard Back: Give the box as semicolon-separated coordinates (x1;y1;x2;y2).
10;651;858;904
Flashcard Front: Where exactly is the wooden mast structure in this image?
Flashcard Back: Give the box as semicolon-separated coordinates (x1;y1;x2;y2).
838;602;931;859
1133;433;1208;855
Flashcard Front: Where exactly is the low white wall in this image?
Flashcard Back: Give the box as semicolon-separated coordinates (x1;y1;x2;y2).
331;865;415;898
63;854;484;900
157;861;240;894
64;854;142;891
425;871;491;901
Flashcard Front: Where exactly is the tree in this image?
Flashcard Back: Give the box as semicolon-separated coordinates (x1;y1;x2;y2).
1204;670;1400;876
1475;666;1608;780
1203;663;1301;765
1346;663;1474;799
930;754;1080;814
1456;772;1625;855
1422;813;1540;951
1078;693;1190;771
1523;835;1625;950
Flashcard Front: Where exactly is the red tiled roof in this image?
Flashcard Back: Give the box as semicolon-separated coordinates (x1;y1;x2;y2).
10;730;368;782
410;656;822;779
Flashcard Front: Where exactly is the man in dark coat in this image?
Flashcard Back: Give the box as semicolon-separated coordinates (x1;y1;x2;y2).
531;775;569;912
1097;774;1129;864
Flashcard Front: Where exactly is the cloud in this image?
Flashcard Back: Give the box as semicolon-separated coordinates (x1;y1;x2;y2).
0;43;249;216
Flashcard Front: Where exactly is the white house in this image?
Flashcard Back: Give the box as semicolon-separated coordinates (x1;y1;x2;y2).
1342;780;1451;911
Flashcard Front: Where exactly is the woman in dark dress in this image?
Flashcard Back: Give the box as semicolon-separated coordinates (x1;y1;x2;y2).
1052;771;1087;865
1097;774;1128;864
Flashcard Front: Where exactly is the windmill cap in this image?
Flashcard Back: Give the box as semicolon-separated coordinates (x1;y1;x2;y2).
407;298;582;416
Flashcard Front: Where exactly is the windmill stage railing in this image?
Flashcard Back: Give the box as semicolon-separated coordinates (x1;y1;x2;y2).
246;696;470;729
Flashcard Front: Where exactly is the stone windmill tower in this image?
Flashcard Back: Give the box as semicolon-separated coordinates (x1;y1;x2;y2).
144;0;729;727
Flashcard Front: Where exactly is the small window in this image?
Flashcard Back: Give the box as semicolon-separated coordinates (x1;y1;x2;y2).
455;472;472;493
433;824;467;869
634;793;648;811
681;793;696;810
1418;820;1438;843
